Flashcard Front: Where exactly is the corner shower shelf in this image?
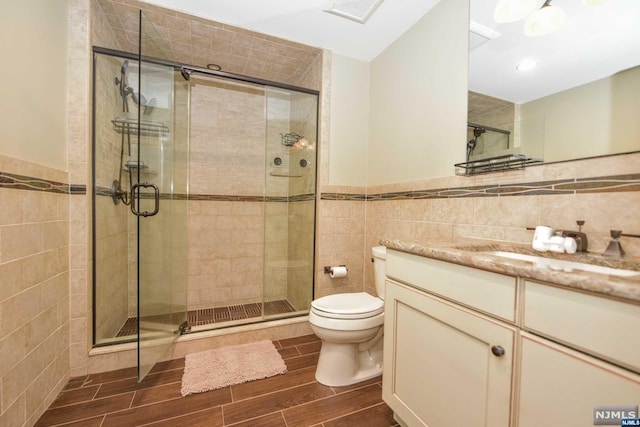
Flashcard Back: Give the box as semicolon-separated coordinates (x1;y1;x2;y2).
112;117;169;136
455;154;543;176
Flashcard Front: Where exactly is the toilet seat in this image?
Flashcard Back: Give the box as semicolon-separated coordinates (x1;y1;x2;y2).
311;292;384;319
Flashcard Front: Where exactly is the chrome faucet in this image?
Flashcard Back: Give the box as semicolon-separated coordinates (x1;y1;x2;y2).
560;220;588;253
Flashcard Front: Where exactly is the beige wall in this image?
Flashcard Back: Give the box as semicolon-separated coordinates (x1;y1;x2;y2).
0;157;70;427
0;0;69;171
329;53;370;186
521;66;640;162
368;0;468;184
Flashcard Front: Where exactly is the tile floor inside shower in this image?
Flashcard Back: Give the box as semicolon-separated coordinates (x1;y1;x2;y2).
116;300;297;337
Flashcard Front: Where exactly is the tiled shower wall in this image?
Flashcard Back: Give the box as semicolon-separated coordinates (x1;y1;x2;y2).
93;53;129;338
0;158;70;427
90;0;324;320
188;76;270;310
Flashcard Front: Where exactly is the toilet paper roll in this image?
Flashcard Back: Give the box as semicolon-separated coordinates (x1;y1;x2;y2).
329;266;348;279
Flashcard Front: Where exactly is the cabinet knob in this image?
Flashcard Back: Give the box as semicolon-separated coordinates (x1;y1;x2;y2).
491;345;505;357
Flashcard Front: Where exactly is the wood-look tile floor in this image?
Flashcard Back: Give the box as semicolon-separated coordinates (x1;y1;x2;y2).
36;334;398;427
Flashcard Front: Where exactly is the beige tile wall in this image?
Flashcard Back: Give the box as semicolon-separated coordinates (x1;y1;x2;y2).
188;201;265;309
0;158;70;427
264;202;289;303
189;75;266;196
92;51;131;338
68;0;93;393
286;200;316;310
94;197;129;337
362;152;640;291
316;188;367;299
95;0;322;88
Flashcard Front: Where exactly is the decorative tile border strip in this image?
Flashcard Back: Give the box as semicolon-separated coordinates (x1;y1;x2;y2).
320;173;640;201
95;185;316;202
320;193;367;201
0;171;86;194
10;171;638;201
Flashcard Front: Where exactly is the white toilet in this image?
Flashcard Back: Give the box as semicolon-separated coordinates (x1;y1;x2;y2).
309;246;387;386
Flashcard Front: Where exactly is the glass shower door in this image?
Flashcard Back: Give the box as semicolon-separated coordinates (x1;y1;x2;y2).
136;11;189;381
263;87;318;316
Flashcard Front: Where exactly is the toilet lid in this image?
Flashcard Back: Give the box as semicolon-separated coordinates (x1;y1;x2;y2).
311;292;384;319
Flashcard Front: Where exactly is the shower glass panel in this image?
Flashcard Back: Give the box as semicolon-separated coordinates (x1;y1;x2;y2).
137;11;189;381
93;10;318;357
186;74;317;329
90;15;188;382
264;87;317;317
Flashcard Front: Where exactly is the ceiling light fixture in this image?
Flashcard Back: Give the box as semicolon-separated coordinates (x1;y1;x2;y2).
323;0;385;24
524;0;566;37
493;0;538;23
516;59;537;71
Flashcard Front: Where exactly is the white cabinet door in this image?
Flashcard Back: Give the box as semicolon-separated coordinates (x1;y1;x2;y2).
518;332;640;427
383;280;516;427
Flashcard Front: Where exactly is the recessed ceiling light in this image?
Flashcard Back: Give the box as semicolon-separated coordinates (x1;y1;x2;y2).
323;0;385;24
516;59;537;71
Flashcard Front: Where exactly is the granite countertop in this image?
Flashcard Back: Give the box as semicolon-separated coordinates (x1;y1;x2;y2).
381;238;640;303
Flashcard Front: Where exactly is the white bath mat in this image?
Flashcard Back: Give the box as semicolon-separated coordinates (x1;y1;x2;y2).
180;340;287;396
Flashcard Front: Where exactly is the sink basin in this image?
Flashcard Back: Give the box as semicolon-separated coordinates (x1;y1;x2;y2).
487;251;640;277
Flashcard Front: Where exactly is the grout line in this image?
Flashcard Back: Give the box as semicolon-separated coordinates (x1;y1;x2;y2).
281;411;290;427
224;409;284;426
42;390;135;411
227;376;319;405
46;414;106;427
136;406;222;427
92;384;100;400
330;380;381;395
294;400;386;426
130;390;137;408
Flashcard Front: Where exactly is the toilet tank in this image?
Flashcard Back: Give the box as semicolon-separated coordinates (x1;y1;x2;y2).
371;246;387;299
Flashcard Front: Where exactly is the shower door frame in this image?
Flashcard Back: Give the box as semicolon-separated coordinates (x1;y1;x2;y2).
91;45;320;357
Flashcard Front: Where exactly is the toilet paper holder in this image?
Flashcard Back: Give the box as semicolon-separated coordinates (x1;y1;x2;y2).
324;265;347;274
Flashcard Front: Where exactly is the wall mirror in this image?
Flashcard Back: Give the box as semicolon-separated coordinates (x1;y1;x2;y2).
465;0;640;173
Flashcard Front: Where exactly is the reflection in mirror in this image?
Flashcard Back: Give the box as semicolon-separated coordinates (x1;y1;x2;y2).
467;0;640;167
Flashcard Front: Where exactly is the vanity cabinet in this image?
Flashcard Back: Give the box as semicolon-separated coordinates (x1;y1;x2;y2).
518;280;640;426
518;332;640;427
382;249;640;427
383;251;517;427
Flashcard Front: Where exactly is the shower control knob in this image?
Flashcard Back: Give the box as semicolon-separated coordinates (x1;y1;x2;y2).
491;345;505;357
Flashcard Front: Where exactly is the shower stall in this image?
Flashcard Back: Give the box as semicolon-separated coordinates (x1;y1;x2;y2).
91;12;318;379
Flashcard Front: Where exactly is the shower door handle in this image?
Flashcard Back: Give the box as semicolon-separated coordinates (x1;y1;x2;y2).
131;182;160;217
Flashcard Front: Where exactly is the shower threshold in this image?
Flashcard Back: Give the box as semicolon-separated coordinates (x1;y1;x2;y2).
116;299;297;337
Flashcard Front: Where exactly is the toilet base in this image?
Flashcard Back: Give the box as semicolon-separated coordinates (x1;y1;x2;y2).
314;333;383;387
